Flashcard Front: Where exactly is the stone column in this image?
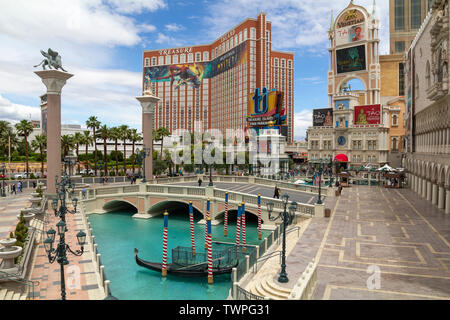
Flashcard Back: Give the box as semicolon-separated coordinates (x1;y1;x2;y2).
438;184;445;210
446;188;450;214
427;181;432;202
417;178;422;196
136;93;160;182
34;70;73;196
422;179;427;198
432;183;438;205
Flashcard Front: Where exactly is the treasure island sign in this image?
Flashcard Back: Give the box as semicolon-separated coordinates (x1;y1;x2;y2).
335;9;366;46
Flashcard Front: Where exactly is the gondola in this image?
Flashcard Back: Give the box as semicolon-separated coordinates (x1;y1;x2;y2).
134;248;238;276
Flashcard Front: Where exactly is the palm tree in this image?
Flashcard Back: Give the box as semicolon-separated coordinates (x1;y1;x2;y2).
81;130;93;171
61;135;75;172
73;132;83;174
129;129;142;174
86;116;101;176
156;127;171;160
119;125;130;175
31;134;46;175
109;127;120;175
15;120;34;176
98;125;109;176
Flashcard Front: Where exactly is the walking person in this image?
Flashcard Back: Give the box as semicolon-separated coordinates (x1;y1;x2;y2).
273;186;280;199
198;177;202;187
12;184;16;195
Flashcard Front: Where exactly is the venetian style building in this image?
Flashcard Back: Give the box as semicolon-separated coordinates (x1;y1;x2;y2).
307;1;391;168
142;13;295;143
403;0;450;214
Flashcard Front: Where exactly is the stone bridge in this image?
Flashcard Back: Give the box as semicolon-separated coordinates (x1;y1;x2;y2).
80;176;328;228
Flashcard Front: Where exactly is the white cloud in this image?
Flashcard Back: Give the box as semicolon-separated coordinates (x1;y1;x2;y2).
0;94;40;123
204;0;390;54
105;0;167;14
165;23;185;32
293;109;313;141
155;33;183;46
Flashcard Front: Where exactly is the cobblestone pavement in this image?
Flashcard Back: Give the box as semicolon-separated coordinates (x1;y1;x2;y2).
308;185;450;299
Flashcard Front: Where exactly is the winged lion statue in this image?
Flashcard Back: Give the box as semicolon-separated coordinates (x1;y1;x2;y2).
34;48;67;72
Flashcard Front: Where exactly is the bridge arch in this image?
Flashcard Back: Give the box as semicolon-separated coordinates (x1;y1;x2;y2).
214;208;264;224
148;200;204;219
103;199;138;213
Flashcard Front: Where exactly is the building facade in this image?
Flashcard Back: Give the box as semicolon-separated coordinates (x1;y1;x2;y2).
307;1;391;168
142;13;295;143
390;0;432;54
403;0;449;213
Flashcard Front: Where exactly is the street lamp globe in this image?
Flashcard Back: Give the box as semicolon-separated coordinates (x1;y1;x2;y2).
282;193;289;205
43;237;54;254
266;201;274;215
46;227;56;242
76;230;86;246
56;220;66;236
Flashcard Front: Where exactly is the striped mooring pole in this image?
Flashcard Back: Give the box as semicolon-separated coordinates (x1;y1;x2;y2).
205;198;210;249
189;201;196;256
207;217;213;284
162;210;169;277
241;202;246;252
257;194;262;240
235;204;241;248
224;192;229;237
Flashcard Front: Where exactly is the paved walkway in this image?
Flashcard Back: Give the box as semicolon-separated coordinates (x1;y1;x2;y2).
0;190;33;239
255;185;450;299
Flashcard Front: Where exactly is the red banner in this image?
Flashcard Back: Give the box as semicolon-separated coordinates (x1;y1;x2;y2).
354;104;381;125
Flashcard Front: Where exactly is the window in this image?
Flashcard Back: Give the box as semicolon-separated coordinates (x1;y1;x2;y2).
392;114;398;126
158;56;164;65
165;55;171;65
195;52;201;62
395;41;405;53
180;54;186;63
411;0;422;29
395;0;405;31
392;137;398;151
415;74;419;98
144;58;150;67
399;62;405;95
426;61;431;88
188;53;193;63
151;57;157;66
172;55;178;64
203;51;209;61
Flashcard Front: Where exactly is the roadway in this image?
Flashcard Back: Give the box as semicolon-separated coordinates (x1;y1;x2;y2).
166;181;320;205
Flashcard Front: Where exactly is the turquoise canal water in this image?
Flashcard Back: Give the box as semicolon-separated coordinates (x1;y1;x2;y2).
88;210;270;300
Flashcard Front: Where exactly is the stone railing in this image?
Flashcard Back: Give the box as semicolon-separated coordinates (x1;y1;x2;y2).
288;259;318;300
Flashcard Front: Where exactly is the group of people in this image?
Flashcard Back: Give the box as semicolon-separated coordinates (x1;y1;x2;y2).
3;180;24;195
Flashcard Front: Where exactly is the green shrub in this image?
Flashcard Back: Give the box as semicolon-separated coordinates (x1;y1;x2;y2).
9;232;14;239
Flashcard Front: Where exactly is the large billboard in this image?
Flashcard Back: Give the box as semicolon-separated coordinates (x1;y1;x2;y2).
336;45;366;74
143;42;247;89
354;104;381;125
335;9;366;46
313;108;333;126
247;88;286;127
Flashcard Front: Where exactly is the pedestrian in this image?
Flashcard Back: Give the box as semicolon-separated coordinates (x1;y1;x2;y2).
273;186;280;199
32;181;36;189
198;177;202;187
82;188;86;199
12;184;16;195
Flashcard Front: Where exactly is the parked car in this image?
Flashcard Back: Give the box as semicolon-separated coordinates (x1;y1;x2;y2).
80;169;95;176
13;173;29;179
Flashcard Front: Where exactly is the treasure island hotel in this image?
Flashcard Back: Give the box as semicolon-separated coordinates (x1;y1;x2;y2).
142;13;295;143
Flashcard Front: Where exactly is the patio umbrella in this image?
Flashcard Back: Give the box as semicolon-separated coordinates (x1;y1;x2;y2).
334;154;348;162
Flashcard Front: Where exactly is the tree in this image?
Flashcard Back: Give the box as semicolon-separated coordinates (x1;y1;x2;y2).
73;132;83;173
109;127;120;175
15;120;34;175
31;134;47;175
86;116;101;176
119;125;130;174
98;125;109;176
129;128;142;174
0;121;18;158
61;134;75;159
81;130;93;170
156;127;171;160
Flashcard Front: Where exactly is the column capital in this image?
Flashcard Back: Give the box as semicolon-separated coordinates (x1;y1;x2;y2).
34;70;73;95
136;93;160;114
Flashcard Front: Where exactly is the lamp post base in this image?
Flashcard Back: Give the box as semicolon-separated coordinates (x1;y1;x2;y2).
278;273;289;283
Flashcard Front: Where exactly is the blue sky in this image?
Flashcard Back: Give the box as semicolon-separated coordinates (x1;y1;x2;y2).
0;0;389;140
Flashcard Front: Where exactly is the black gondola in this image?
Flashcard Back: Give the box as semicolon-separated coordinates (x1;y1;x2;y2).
134;248;238;276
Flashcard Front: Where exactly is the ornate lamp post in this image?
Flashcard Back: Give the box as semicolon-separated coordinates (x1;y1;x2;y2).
266;195;297;283
44;173;86;300
317;161;323;205
1;164;6;197
136;146;152;182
